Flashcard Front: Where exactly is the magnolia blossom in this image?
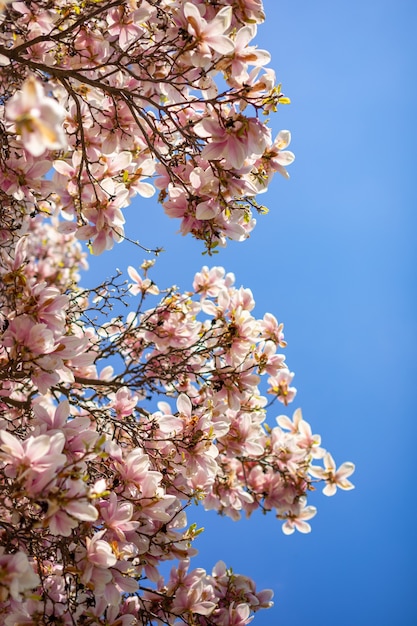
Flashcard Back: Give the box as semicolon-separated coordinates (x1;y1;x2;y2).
263;130;295;180
0;550;40;602
107;6;148;51
0;430;66;494
6;76;67;156
127;265;159;296
282;499;317;535
268;368;297;405
227;23;271;85
183;3;234;66
310;453;356;496
195;115;271;170
99;493;139;541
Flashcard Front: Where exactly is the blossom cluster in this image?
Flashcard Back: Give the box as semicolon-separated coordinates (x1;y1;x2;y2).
0;0;354;623
0;0;294;254
0;218;354;623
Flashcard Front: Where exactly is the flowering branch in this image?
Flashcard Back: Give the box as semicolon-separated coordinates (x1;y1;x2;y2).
0;1;353;623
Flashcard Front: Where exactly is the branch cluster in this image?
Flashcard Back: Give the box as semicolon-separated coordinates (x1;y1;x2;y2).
0;1;354;623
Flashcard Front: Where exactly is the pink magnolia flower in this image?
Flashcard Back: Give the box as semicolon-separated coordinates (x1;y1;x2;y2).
127;266;159;296
277;408;324;458
277;407;305;433
195;198;221;220
47;478;99;537
77;530;117;597
28;283;68;335
210;560;273;613
174;394;219;489
107;6;145;51
183;3;234;66
193;265;235;298
204;463;254;520
0;151;52;201
152;402;184;435
0;549;40;602
114;448;162;498
255;340;286;376
263;130;295;179
0;430;66;494
6;76;67;156
256;469;295;513
76;217;124;255
172;584;216;616
219;411;264;457
195;115;270;170
310;453;355;496
125;157;155;198
233;0;265;23
217;602;253;626
259;312;287;346
85;531;117;569
282;499;317;535
2;315;56;357
189;164;220;197
99;493;139;541
169;564;216;616
10;1;54;35
227;24;271;85
267;368;297;405
32;399;98;457
108;386;139;419
70;27;111;69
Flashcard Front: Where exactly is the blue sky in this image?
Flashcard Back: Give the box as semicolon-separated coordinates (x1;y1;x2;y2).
86;0;417;624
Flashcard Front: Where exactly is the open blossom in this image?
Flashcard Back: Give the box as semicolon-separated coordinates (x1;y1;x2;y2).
310;453;355;496
277;410;324;461
127;266;159;296
76;530;119;599
0;430;66;494
268;368;297;405
282;499;317;535
183;3;234;66
99;492;139;541
227;23;271;85
263;130;295;180
107;5;151;51
195;115;271;170
168;559;216;616
193;266;235;298
216;602;252;626
86;530;117;569
6;76;67;156
2;315;56;357
0;550;40;602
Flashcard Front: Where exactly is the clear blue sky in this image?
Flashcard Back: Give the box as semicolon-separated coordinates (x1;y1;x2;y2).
86;1;417;624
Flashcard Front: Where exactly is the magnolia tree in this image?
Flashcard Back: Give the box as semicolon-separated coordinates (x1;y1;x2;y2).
0;1;354;624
